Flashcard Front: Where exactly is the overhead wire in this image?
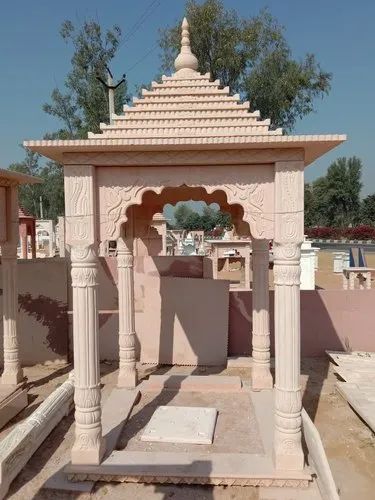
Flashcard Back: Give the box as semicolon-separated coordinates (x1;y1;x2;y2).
119;0;162;48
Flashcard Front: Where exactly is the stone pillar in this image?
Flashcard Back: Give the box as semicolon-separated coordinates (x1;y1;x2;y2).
244;249;251;289
273;160;304;471
251;238;272;390
1;243;23;385
30;223;36;259
342;271;348;290
20;232;27;259
64;165;105;465
1;185;23;385
366;271;371;289
349;271;355;290
117;229;138;388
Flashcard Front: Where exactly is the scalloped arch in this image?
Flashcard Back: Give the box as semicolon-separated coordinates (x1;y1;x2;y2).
98;164;275;242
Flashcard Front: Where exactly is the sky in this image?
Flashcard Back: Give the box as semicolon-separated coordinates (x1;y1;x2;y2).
0;0;374;194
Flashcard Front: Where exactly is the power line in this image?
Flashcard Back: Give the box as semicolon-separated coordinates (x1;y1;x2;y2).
119;0;162;48
126;44;159;74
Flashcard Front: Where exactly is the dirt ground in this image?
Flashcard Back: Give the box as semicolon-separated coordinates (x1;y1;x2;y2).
2;359;374;499
218;250;375;290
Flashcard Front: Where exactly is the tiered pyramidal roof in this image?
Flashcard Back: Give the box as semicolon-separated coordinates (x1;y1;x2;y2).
88;18;283;142
24;17;345;165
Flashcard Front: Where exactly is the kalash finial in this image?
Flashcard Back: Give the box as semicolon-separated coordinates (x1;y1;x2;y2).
174;17;199;76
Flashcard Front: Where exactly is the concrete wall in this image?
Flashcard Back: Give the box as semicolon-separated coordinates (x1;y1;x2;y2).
0;258;68;366
229;289;375;357
1;257;375;366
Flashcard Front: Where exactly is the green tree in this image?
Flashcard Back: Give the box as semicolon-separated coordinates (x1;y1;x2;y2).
12;19;127;219
8;150;65;221
360;194;375;225
174;203;194;228
44;20;127;138
8;150;43;216
214;210;232;229
184;212;203;231
304;183;315;227
159;0;331;130
307;157;363;227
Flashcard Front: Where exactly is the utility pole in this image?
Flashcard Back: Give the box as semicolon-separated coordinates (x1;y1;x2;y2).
39;196;44;219
96;67;126;124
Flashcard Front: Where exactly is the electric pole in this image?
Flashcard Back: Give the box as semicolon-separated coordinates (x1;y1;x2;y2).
39;196;44;219
96;67;126;124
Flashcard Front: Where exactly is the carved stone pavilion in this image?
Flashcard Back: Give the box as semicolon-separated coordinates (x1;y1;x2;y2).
25;18;346;485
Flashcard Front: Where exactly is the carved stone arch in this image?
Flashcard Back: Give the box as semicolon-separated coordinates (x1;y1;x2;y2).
97;164;274;243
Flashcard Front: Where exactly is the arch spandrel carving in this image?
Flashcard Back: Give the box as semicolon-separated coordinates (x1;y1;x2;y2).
97;164;275;242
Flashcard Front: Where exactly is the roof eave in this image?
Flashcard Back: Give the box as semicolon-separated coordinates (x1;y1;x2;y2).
23;134;346;167
0;168;43;185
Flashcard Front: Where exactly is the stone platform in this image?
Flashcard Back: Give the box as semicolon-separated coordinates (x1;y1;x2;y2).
65;377;313;488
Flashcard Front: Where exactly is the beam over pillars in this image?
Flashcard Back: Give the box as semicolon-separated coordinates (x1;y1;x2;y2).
251;238;272;390
1;186;23;385
117;227;138;388
64;165;105;465
273;160;304;471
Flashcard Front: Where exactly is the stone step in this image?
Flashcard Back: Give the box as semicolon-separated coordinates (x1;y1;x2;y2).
141;375;242;393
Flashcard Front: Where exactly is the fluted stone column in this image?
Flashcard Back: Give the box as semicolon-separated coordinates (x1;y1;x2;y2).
64;164;105;465
251;238;272;390
1;242;23;385
1;185;23;386
117;232;138;388
273;160;304;471
70;245;105;464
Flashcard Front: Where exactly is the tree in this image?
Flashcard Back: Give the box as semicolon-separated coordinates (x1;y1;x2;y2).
12;19;127;220
8;150;44;216
360;194;375;225
305;157;363;227
214;210;232;229
8;149;65;220
184;212;203;231
159;0;331;131
44;20;127;138
174;203;194;228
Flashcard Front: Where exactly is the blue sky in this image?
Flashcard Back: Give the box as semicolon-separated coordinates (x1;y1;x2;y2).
0;0;374;194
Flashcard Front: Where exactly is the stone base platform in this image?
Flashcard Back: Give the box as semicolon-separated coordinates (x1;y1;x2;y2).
66;450;311;487
0;383;28;430
64;378;313;489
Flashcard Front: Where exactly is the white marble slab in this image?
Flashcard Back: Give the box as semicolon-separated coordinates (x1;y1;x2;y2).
141;406;217;445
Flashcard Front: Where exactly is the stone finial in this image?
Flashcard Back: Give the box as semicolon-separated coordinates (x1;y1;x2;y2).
174;17;199;76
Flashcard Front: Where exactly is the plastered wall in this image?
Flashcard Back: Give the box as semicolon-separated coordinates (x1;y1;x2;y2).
1;257;375;365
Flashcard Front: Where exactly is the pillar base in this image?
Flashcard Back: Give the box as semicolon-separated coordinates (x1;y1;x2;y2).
274;433;304;471
252;365;273;390
71;436;106;465
274;448;304;471
1;368;24;386
117;371;138;389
